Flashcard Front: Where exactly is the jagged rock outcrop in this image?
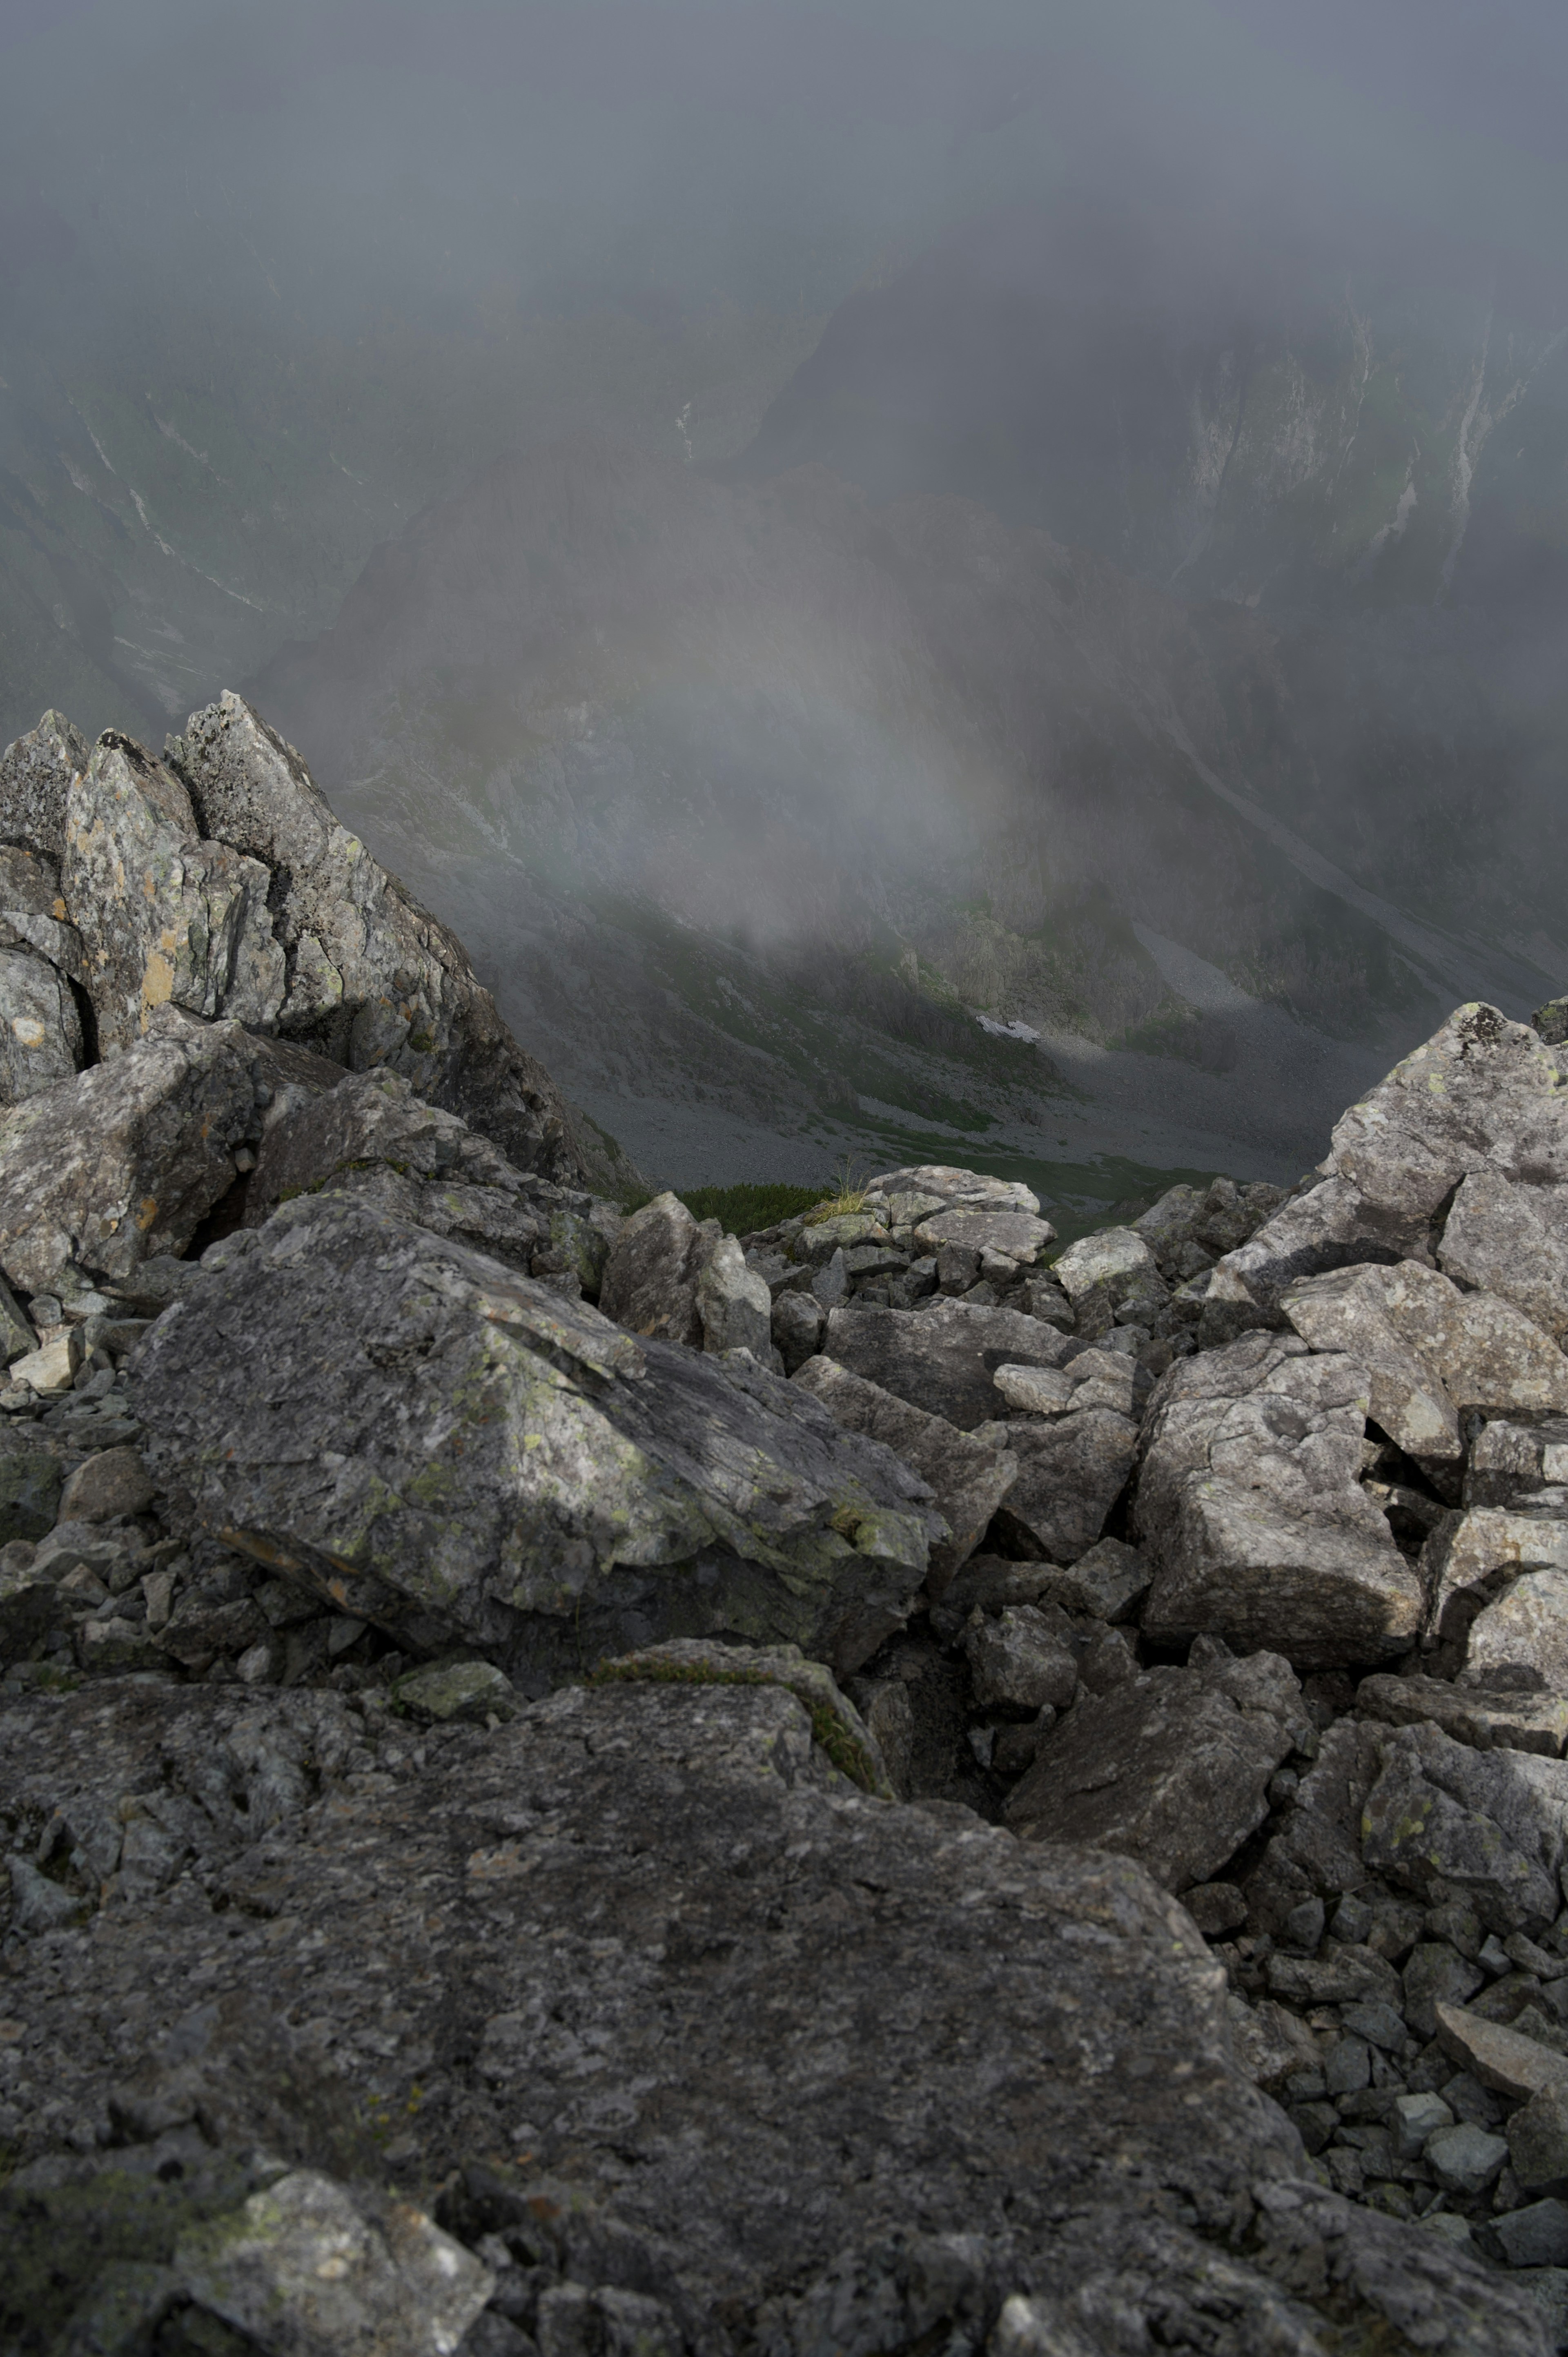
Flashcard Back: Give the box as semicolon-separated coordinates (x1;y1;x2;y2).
0;694;630;1193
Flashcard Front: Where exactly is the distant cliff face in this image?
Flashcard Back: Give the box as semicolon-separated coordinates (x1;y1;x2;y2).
733;196;1568;620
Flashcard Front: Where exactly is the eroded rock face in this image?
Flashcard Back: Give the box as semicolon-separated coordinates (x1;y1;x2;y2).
0;1673;1532;2356
133;1194;942;1683
1135;1332;1422;1667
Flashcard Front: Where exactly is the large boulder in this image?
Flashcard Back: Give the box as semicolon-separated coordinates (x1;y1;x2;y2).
0;1006;340;1302
819;1296;1078;1431
240;1064;613;1284
1135;1331;1423;1667
1360;1719;1568;1935
1007;1646;1307;1893
133;1194;944;1684
0;1673;1535;2354
790;1352;1019;1595
168;693;589;1182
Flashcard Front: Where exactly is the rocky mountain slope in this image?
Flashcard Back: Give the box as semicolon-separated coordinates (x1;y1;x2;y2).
5;698;1568;2349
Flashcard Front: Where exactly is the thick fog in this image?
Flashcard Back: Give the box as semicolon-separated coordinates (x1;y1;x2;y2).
4;0;1567;1187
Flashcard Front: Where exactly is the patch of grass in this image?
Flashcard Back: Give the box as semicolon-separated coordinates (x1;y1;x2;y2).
676;1182;827;1233
802;1155;870;1224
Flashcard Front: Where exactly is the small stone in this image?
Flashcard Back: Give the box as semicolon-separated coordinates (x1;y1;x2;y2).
141;1570;176;1630
1280;1898;1325;1955
327;1614;368;1657
1391;2092;1454;2159
1290;2100;1339;2154
1031;1536;1150;1623
1435;1999;1568;2099
56;1446;155;1524
1479;1932;1514;1976
1510;2084;1568;2188
991;1362;1075;1415
1324;2036;1372;2096
1496;2199;1568;2269
1425;2119;1510;2196
235;1639;276;1686
963;1606;1078;1713
10;1329;81;1396
392;1659;519;1724
1340;2000;1408;2053
1331;1895;1374;1946
1183;1882;1249;1938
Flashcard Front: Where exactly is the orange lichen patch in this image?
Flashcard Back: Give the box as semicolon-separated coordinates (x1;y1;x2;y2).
140;950;176;1020
134;1197;159;1232
51;897;67;921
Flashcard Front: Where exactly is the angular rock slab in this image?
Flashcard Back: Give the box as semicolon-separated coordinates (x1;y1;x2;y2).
1423;1507;1568;1635
169;693;589;1183
820;1297;1076;1432
133;1195;944;1683
0;1006;338;1300
790;1352;1016;1596
1136;1332;1421;1668
3;1673;1523;2353
1007;1648;1305;1892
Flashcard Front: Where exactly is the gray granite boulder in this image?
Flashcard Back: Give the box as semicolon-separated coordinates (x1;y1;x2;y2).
1136;1331;1422;1667
1204;1004;1568;1342
981;1407;1140;1564
599;1190;719;1346
1284;1260;1568;1459
1360;1720;1568;1933
133;1195;944;1684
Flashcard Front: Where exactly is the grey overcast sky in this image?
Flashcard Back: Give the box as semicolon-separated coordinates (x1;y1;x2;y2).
2;1;1564;336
